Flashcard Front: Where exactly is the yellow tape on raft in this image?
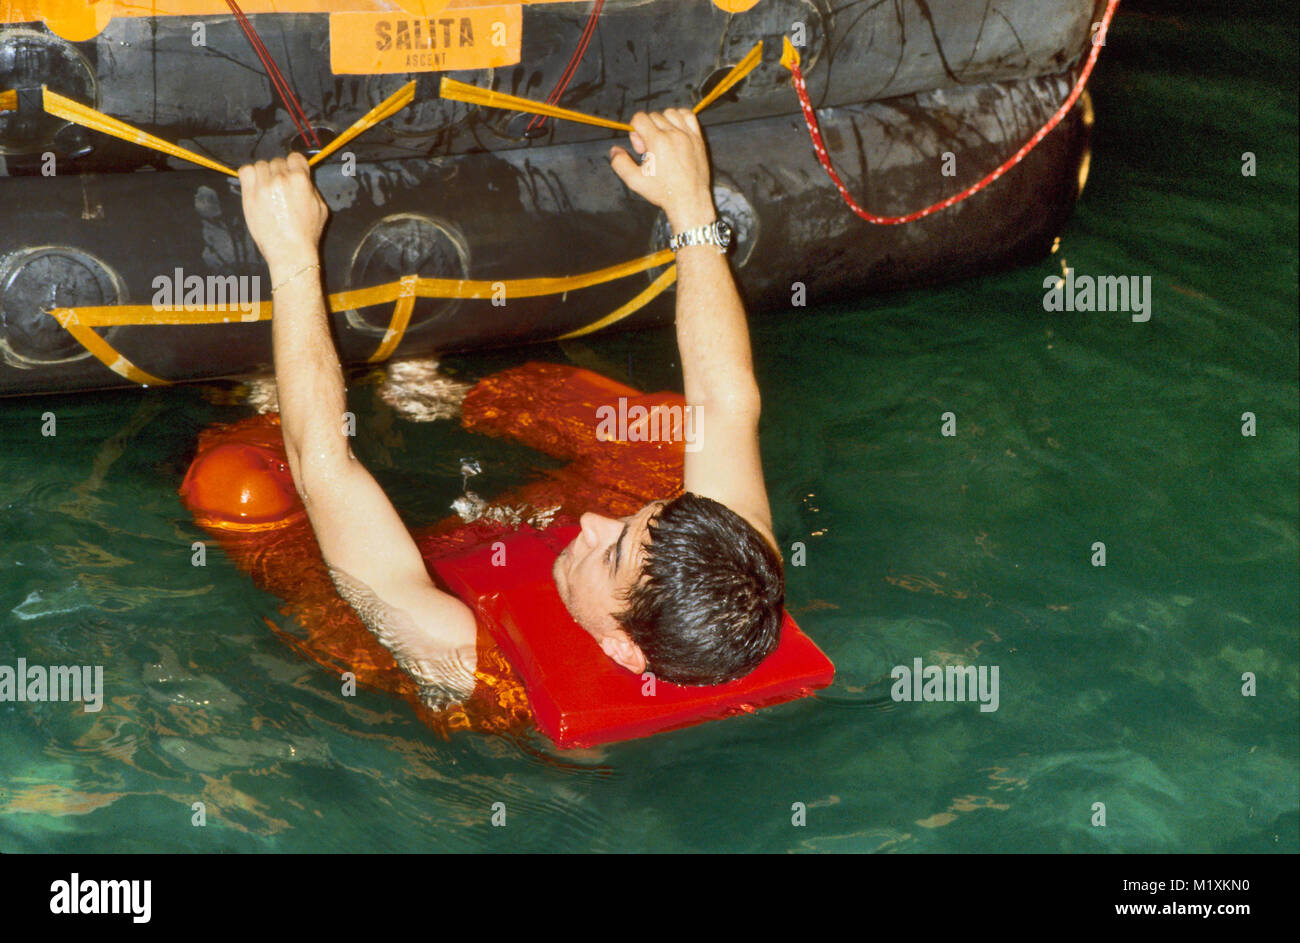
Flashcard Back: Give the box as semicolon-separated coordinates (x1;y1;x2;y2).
440;41;764;130
308;81;415;168
51;249;675;328
694;41;763;114
35;31;742;385
439;78;632;132
38;83;414;174
557;265;677;339
45;249;677;385
42;86;239;176
367;275;418;363
60;319;168;387
0;89;15;112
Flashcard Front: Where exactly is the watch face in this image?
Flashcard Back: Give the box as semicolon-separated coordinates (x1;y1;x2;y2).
716;219;733;249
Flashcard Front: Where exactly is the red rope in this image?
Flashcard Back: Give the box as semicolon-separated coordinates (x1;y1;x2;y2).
786;0;1119;225
527;0;606;132
225;0;320;149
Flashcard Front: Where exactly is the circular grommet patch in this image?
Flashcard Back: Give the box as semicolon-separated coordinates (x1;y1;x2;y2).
0;28;97;156
0;246;125;367
344;213;471;335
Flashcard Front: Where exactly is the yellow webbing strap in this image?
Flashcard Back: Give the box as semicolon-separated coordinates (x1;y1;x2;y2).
417;247;673;301
49;249;675;327
440;41;764;130
59;317;168;387
0;89;15;112
780;35;801;71
694;41;763;114
46;249;677;384
34;35;743;384
367;274;418;363
438;78;632;132
308;80;415;167
42;86;239;176
46;304;271;328
557;264;677;339
38;82;415;174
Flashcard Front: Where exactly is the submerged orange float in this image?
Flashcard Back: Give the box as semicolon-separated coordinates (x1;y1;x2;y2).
180;439;304;532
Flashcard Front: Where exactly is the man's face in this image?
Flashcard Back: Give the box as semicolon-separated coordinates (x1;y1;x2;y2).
552;500;664;671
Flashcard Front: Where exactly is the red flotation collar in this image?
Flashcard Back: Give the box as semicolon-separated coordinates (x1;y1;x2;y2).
431;525;835;749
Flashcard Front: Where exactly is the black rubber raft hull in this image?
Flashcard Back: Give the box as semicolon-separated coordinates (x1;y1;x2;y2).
0;1;1099;395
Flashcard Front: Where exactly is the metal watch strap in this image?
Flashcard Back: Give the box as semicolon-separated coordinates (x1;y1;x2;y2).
669;219;725;253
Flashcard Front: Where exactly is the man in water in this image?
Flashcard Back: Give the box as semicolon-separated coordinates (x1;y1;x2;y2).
237;108;782;701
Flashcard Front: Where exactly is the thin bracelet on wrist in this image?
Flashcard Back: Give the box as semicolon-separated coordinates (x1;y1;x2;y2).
271;262;320;293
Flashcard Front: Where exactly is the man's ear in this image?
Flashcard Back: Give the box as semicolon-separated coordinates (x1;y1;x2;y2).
599;633;647;675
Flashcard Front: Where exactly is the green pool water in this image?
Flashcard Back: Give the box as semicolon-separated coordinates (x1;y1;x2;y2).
1;1;1296;853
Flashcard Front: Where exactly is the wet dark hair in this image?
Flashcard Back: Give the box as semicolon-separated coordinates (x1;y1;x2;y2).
615;492;784;685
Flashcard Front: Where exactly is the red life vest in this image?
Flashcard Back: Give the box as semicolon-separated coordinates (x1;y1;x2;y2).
430;525;834;749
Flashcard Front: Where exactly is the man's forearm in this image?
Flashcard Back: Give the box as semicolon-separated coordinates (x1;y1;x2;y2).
268;253;350;483
670;200;760;414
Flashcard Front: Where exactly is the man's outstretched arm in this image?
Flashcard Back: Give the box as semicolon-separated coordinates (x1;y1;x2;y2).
238;155;478;696
609;110;776;551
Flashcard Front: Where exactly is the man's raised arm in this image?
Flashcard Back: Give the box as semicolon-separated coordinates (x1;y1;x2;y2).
238;155;478;698
608;111;777;551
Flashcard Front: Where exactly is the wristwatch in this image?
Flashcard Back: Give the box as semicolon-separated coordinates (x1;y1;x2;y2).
669;218;732;254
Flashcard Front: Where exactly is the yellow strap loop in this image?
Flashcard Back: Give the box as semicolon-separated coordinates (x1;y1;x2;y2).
438;78;632;132
694;41;763;114
308;81;415;168
557;265;677;339
38;82;415;175
0;89;15;112
779;35;801;72
34;36;739;383
412;247;674;302
440;41;764;129
44;303;271;328
61;318;168;387
50;249;675;328
368;274;419;363
46;250;677;383
42;86;239;176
